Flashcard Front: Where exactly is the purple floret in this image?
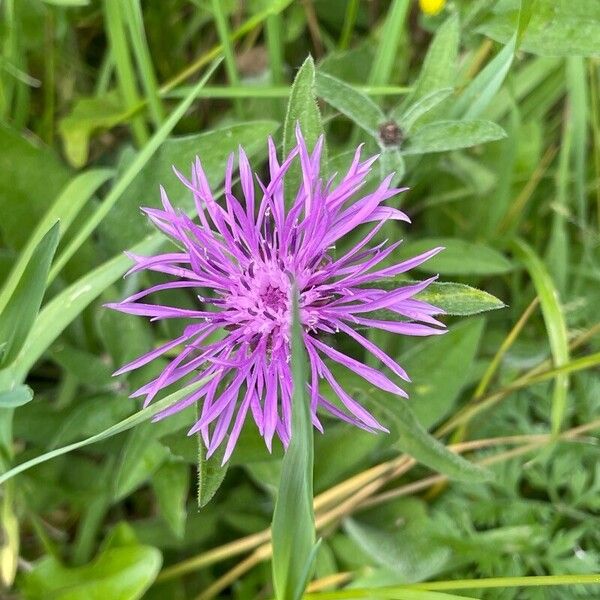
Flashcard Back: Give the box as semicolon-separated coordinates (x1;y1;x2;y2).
107;126;445;463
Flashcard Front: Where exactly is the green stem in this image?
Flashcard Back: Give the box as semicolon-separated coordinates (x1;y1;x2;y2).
303;574;600;598
165;85;411;99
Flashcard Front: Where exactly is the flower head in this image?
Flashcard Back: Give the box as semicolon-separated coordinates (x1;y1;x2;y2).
108;127;445;463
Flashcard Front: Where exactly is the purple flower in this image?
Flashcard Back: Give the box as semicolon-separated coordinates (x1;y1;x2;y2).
107;127;445;463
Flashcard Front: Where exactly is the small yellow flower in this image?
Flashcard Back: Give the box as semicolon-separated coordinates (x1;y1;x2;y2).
419;0;446;16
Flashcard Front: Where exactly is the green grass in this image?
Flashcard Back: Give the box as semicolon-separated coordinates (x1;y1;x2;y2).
0;1;599;599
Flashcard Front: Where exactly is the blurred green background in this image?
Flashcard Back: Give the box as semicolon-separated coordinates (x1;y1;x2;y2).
0;0;600;599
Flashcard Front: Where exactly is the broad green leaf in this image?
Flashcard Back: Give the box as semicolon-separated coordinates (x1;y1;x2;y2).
95;309;154;389
0;168;113;317
512;239;569;434
417;282;506;316
363;383;492;481
58;92;127;168
283;55;326;207
452;36;516;119
479;0;600;57
400;319;486;428
403;120;506;155
0;385;33;408
344;519;450;583
399;238;513;275
22;527;161;600
272;288;316;600
197;439;229;508
0;222;59;367
50;343;113;388
315;70;384;137
153;460;190;539
0;375;214;485
0;123;71;251
100;120;278;253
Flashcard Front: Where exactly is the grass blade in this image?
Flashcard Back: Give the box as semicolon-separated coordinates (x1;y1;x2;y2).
512;239;569;434
368;0;410;87
103;0;149;145
3;235;163;387
49;59;221;281
0;375;214;486
122;0;165;127
0;168;113;316
0;222;59;367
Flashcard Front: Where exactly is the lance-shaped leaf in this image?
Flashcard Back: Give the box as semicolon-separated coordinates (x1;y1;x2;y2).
0;222;59;368
283;56;326;207
272;287;316;600
403;120;506;155
315;71;385;137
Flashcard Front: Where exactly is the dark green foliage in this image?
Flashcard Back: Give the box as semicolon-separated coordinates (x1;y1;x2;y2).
1;1;599;599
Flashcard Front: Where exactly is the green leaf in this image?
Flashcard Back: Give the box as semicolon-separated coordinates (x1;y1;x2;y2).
368;0;410;86
452;36;516;119
0;385;33;408
393;13;459;122
197;439;229;508
0;123;71;252
0;234;163;388
50;59;222;280
372;280;506;316
398;87;454;133
404;120;506;155
512;239;569;434
100;120;278;253
153;460;190;539
379;147;406;185
315;70;384;137
0;222;59;368
42;0;90;6
272;287;316;600
479;0;600;57
283;55;326;207
50;343;114;388
400;319;486;428
58;92;127;168
399;238;513;275
0;168;113;318
364;385;492;482
344;518;450;583
0;374;215;485
113;425;170;500
22;527;161;600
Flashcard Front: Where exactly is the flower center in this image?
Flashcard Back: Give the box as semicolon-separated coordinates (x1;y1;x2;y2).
259;283;288;313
